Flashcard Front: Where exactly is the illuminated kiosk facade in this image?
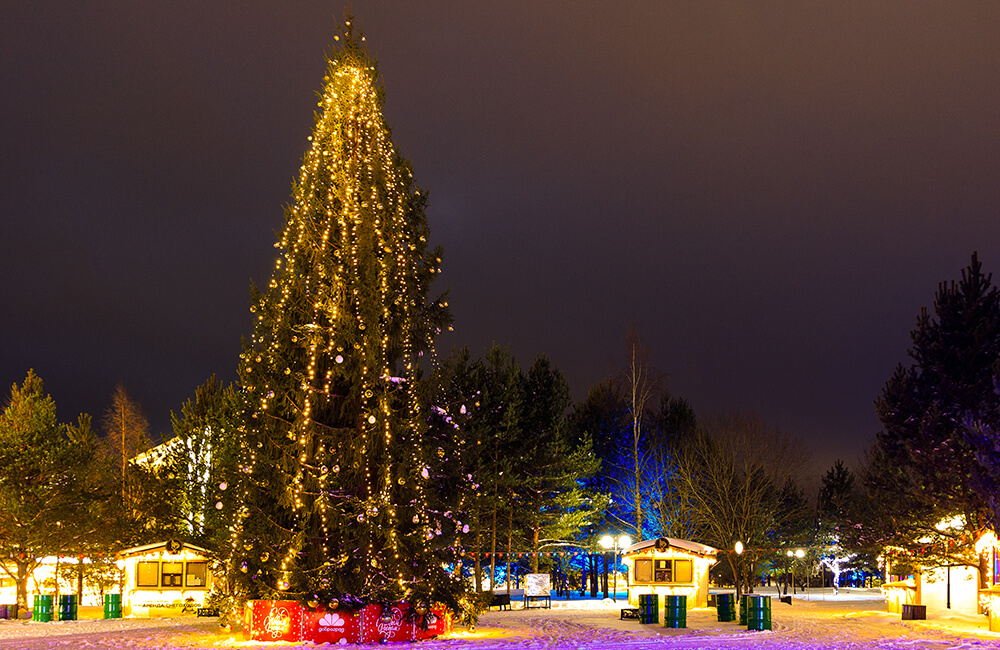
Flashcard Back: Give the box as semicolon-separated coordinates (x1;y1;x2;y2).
117;541;214;615
621;538;717;608
881;531;1000;621
881;533;1000;625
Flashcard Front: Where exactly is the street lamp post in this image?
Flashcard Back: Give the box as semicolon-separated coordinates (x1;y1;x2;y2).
115;558;126;605
600;534;632;602
794;549;804;594
786;549;805;595
786;551;794;594
734;542;744;596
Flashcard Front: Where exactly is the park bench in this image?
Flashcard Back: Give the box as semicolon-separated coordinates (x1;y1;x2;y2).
620;607;640;620
489;594;511;611
901;604;926;620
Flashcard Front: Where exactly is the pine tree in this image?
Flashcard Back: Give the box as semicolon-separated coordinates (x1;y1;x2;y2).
0;371;100;609
168;375;240;547
869;252;1000;582
225;18;460;617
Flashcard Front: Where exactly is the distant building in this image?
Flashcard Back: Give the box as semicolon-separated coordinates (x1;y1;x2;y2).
621;537;718;608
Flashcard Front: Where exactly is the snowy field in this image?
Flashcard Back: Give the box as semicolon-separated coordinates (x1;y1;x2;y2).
2;589;1000;650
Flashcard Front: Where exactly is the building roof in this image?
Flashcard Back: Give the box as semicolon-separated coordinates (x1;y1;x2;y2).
622;537;718;558
118;540;211;558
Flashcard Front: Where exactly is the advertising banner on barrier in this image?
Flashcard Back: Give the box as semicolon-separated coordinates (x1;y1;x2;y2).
303;607;363;644
243;600;302;642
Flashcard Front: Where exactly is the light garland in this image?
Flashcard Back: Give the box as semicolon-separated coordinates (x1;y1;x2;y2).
224;19;450;618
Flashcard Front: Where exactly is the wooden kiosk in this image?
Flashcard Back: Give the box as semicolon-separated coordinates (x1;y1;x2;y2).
621;538;718;608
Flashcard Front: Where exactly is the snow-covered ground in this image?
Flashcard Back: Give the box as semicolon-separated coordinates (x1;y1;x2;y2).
2;589;999;649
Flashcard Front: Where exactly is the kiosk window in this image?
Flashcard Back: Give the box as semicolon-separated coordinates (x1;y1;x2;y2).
161;562;183;587
634;558;653;582
674;559;693;583
654;559;672;582
185;561;208;587
137;562;159;587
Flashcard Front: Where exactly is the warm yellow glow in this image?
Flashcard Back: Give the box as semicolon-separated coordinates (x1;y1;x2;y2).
976;530;999;556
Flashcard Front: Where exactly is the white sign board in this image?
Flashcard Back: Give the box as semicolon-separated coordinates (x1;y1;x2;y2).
524;573;550;597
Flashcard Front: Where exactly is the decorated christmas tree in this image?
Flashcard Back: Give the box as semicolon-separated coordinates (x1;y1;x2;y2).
225;18;463;618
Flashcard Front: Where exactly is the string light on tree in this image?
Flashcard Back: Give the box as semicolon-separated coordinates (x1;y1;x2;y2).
223;14;464;622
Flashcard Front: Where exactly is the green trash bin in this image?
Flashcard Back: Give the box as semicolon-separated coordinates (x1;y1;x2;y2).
663;595;686;628
57;594;78;621
32;594;53;622
638;593;659;624
739;594;748;625
716;593;736;622
104;593;122;619
746;595;772;631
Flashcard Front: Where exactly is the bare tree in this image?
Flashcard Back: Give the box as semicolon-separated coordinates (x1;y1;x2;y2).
672;412;809;597
101;384;150;506
618;327;661;540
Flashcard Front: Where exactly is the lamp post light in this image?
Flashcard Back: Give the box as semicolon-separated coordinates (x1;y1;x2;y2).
794;549;804;594
786;550;794;595
600;534;632;602
786;549;805;595
115;558;126;603
734;541;744;596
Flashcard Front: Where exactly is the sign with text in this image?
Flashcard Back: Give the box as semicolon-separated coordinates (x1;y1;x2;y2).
302;607;362;644
243;600;302;642
524;573;551;596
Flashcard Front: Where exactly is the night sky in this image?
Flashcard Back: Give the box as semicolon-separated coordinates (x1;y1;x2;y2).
2;2;998;478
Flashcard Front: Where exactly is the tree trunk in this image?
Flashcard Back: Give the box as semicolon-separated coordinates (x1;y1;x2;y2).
531;520;540;573
474;522;483;592
505;505;513;594
490;499;497;590
590;554;598;597
15;559;31;610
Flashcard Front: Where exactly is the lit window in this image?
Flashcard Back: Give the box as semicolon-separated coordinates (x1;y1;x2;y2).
161;562;183;587
634;558;653;582
137;562;159;588
186;562;208;587
674;559;693;583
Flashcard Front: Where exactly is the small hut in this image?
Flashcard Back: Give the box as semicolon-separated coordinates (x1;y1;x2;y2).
621;538;717;608
117;540;214;615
